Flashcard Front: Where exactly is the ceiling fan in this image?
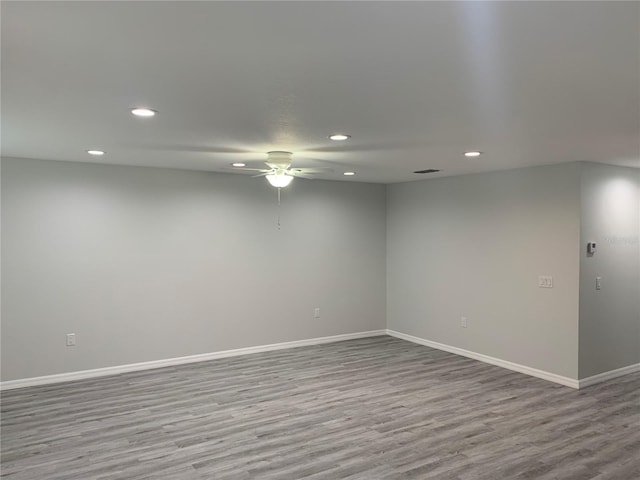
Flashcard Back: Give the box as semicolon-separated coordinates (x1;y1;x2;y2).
230;151;330;188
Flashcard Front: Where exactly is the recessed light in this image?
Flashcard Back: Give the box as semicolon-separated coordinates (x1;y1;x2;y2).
329;134;351;141
232;162;246;167
464;151;482;157
87;150;105;156
131;107;157;117
343;171;355;176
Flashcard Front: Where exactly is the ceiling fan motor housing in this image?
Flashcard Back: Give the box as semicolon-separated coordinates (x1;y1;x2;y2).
267;151;293;169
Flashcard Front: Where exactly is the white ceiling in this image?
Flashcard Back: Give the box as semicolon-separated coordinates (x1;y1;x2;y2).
2;1;639;183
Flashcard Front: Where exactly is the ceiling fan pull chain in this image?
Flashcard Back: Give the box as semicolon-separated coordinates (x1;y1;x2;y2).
277;187;281;230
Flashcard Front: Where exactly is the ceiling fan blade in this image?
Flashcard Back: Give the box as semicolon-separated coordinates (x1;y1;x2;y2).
251;171;272;178
222;167;271;175
294;167;333;174
286;170;316;179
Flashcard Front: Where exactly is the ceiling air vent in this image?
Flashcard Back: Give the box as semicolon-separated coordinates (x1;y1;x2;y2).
413;169;441;174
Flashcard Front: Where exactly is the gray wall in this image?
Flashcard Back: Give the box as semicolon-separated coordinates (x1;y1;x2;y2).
4;158;637;384
387;164;581;379
579;163;640;378
1;158;387;381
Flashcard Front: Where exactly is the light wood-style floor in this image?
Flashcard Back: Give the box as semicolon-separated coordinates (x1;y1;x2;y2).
1;336;639;479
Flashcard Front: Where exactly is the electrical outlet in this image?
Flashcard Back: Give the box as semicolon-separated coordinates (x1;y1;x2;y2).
314;307;320;318
66;333;76;347
461;316;468;328
538;275;553;288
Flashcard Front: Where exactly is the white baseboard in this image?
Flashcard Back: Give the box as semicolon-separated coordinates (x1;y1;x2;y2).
386;329;580;389
0;330;387;391
578;363;640;389
5;329;634;392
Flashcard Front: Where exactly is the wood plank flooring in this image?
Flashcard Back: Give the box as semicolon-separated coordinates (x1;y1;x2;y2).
1;336;639;479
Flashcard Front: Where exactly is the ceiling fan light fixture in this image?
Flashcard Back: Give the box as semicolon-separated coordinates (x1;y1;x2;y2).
266;173;294;188
329;133;351;141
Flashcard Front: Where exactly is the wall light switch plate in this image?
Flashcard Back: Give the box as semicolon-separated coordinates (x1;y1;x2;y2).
538;276;553;288
66;333;76;347
461;316;468;328
596;276;602;290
